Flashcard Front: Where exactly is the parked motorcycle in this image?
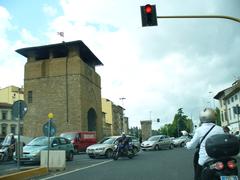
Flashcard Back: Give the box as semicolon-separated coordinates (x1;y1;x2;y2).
112;141;134;160
201;134;239;180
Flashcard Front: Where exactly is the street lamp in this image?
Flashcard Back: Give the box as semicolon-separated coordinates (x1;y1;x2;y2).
119;97;126;133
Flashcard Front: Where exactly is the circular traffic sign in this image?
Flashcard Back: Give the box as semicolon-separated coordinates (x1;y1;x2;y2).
12;100;28;120
42;120;57;137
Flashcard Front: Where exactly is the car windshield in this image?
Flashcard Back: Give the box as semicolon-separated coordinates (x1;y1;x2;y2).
27;137;49;146
148;136;161;141
60;133;76;140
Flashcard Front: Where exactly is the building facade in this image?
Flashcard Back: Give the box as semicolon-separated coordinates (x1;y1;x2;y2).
214;80;240;133
16;40;104;140
0;86;24;104
101;98;128;136
0;103;23;138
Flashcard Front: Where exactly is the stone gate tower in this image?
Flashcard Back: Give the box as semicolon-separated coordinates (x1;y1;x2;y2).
16;40;103;140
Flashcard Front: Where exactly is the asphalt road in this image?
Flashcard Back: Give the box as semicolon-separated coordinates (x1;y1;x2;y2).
1;148;240;180
38;148;195;180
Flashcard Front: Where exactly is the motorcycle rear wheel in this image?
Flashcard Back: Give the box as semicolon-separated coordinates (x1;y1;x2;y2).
112;152;119;160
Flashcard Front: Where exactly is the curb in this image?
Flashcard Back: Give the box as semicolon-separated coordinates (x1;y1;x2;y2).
0;167;48;180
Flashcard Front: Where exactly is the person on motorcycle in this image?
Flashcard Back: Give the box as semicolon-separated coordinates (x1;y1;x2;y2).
186;108;225;180
117;132;130;152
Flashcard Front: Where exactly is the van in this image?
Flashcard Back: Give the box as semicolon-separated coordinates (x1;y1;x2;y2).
60;131;97;153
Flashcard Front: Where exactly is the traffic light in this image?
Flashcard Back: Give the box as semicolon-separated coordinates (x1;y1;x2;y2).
157;118;160;122
140;4;158;27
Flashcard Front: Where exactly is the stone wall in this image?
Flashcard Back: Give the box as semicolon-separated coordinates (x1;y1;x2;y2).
23;46;103;140
140;120;152;140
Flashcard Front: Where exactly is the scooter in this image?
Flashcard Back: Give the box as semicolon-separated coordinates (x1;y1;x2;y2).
201;134;239;180
112;141;134;160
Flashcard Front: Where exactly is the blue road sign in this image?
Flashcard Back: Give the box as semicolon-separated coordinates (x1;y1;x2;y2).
42;120;57;137
12;100;28;120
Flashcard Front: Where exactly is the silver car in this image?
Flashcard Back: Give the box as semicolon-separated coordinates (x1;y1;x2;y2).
173;136;191;147
86;135;140;159
141;135;174;151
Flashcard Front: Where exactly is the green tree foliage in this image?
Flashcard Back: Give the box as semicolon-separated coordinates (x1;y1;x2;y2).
159;108;193;137
215;107;221;126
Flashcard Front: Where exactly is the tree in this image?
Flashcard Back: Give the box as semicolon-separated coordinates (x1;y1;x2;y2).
171;108;193;137
215;107;221;126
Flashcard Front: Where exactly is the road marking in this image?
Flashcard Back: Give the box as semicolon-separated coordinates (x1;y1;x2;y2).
40;160;113;180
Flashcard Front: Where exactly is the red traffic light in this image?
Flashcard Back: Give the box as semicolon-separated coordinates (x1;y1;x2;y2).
145;4;152;14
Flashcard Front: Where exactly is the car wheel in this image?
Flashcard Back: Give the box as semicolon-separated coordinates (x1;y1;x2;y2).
154;145;160;151
180;142;185;147
67;151;74;161
105;149;113;159
169;144;174;149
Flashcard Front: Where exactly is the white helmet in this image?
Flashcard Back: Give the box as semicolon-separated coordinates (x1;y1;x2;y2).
199;108;216;123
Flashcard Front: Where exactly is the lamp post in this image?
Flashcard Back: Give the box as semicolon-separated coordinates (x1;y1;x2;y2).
119;97;126;134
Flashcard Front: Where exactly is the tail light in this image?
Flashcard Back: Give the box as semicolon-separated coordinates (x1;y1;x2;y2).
227;160;236;169
210;162;224;170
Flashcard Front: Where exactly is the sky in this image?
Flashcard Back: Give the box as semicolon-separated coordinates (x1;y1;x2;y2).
0;0;240;129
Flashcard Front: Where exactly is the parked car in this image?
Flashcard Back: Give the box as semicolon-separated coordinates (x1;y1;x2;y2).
13;136;74;164
173;136;191;147
86;135;140;159
141;135;174;151
60;131;97;153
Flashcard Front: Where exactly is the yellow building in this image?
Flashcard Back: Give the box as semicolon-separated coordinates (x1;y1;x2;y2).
102;98;128;136
0;86;24;104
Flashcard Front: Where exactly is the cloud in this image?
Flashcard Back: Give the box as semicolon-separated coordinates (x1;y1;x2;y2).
43;4;58;17
46;0;240;128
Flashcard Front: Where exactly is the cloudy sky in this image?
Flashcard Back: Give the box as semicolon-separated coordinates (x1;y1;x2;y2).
0;0;240;129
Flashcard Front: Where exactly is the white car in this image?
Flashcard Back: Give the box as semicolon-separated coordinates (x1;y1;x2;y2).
141;135;174;151
86;136;140;159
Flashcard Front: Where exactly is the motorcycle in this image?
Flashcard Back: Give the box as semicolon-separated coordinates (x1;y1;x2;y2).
112;140;134;160
201;134;239;180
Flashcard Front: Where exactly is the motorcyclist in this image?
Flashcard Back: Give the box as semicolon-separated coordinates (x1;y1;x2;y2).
117;132;130;152
186;108;225;180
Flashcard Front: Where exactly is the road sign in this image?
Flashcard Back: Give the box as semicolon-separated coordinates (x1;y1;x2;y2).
43;120;57;137
12;100;28;120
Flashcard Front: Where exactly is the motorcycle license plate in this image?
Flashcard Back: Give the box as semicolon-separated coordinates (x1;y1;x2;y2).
220;176;238;180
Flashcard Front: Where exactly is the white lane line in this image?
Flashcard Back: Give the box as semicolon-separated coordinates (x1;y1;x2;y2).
40;159;113;180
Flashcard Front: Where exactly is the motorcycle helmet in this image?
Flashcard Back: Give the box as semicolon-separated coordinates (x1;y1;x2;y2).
199;108;216;123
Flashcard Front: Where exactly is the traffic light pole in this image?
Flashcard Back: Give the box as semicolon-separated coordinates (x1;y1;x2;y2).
157;15;240;23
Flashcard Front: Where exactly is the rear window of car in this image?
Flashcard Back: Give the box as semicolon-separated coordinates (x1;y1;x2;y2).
83;133;96;139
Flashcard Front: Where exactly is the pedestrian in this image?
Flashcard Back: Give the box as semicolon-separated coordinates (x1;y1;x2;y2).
139;136;142;144
186;108;225;180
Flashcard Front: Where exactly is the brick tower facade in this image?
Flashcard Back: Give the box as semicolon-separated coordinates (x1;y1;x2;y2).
16;40;103;140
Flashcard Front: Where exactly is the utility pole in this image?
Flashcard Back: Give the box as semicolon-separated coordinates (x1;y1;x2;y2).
119;97;126;134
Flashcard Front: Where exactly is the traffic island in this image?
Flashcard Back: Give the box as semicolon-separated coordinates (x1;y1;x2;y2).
0;167;48;180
